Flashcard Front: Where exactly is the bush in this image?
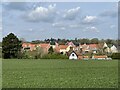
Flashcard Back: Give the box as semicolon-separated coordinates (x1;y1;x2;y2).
111;53;120;59
41;53;68;59
20;50;36;59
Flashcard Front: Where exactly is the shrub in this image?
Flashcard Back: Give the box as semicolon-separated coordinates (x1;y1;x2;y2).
111;53;120;59
41;53;68;59
20;50;36;59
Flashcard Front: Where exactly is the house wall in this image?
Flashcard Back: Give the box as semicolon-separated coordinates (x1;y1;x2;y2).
78;56;83;60
66;45;75;52
60;49;67;54
69;52;78;60
50;45;56;49
111;46;118;53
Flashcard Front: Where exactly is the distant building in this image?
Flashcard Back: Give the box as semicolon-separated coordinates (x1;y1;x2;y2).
66;41;75;47
92;55;108;60
22;43;50;54
103;42;118;53
22;43;37;51
110;45;118;53
67;51;89;60
103;42;111;53
38;43;50;54
69;51;78;60
79;43;99;54
59;45;69;54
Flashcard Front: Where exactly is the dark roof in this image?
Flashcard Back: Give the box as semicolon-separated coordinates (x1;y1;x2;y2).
67;51;82;57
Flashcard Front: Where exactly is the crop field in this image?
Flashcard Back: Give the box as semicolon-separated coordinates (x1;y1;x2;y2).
2;59;118;88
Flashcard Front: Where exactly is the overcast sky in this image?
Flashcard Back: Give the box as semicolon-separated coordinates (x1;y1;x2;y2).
1;2;118;41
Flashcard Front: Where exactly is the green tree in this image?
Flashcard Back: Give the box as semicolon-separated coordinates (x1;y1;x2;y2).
79;38;90;44
91;38;99;44
48;46;54;54
2;33;22;59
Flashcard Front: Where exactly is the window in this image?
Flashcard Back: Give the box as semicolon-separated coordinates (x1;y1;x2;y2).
61;52;63;54
72;54;74;56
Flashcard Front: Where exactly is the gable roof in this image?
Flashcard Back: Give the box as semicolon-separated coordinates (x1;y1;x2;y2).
89;44;98;50
22;43;37;47
89;44;98;48
59;45;68;49
22;43;29;47
67;51;82;57
39;43;50;48
66;41;75;46
103;42;108;48
68;51;78;57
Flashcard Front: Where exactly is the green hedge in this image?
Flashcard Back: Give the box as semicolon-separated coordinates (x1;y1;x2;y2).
41;53;68;59
111;53;120;59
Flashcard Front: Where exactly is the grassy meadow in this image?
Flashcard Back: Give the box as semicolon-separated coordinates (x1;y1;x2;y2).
2;59;118;88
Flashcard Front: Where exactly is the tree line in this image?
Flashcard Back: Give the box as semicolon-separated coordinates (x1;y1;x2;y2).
31;38;119;47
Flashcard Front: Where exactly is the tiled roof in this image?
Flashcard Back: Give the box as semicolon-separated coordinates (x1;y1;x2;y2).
59;45;68;49
66;41;75;46
67;51;82;56
89;44;98;48
39;43;50;48
22;43;36;47
93;55;107;58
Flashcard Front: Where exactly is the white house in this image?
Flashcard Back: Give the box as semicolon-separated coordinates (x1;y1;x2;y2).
103;42;108;48
103;42;111;53
110;45;118;53
69;51;78;60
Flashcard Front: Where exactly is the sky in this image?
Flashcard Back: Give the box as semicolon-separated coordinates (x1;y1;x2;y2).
1;2;118;41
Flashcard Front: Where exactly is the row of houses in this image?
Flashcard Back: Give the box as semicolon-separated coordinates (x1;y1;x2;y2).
22;42;118;60
68;51;111;60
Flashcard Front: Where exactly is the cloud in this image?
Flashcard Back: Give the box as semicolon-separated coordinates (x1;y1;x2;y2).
52;22;60;27
0;26;1;30
69;24;78;28
23;4;57;22
52;22;68;30
3;2;29;11
69;24;81;28
82;16;97;24
60;27;66;30
0;18;2;31
84;26;99;33
99;10;117;18
110;25;116;29
27;28;33;32
52;22;66;27
63;7;80;20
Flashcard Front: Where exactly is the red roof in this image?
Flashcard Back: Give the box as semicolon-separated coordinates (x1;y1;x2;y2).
66;41;75;46
39;43;50;48
59;45;68;49
22;43;36;47
22;43;28;47
83;56;89;58
89;44;98;48
93;55;107;58
29;44;36;47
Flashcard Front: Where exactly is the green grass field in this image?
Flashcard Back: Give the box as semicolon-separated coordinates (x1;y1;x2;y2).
2;59;118;88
